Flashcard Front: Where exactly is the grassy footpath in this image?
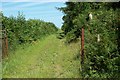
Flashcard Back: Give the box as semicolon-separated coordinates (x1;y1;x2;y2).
2;34;81;78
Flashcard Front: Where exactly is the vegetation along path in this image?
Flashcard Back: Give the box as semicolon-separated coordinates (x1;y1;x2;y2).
2;34;81;78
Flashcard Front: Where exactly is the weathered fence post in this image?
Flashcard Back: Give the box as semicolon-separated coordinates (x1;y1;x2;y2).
1;30;8;58
5;30;8;56
81;27;84;64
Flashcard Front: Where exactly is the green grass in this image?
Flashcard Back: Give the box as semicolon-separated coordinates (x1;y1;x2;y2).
2;34;81;78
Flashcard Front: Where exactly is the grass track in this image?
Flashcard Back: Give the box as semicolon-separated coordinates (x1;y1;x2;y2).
2;34;81;78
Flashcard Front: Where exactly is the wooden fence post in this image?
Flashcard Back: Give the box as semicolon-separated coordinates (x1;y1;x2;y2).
5;30;8;56
1;30;8;58
81;27;84;64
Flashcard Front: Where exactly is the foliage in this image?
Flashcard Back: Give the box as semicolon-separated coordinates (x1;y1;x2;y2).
59;2;120;78
1;12;58;50
56;30;65;39
65;29;77;43
83;9;119;78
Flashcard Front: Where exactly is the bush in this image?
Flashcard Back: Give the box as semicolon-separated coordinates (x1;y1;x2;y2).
66;29;77;43
56;30;65;39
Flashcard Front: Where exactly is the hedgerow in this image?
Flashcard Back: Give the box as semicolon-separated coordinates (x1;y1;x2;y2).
59;2;120;78
1;12;58;50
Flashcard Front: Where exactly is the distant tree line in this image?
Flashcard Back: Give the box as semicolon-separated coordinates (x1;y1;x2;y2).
1;12;58;50
59;2;120;78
